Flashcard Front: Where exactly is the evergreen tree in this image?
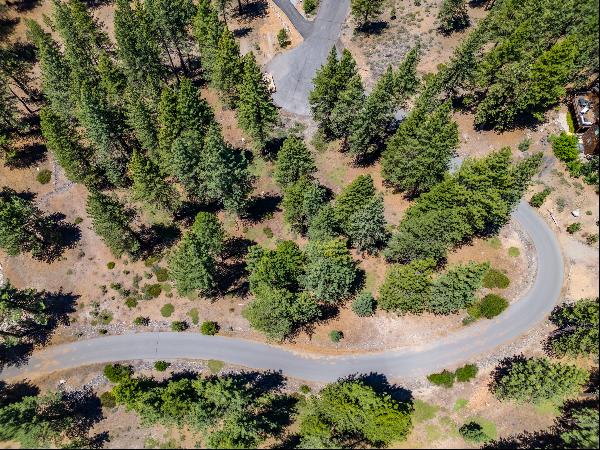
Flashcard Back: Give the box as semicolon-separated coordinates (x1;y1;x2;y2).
212;27;243;106
348;66;397;161
86;191;141;257
330;74;365;142
334;174;376;230
350;0;384;29
97;51;127;107
393;45;420;103
429;262;489;314
282;177;328;233
437;0;470;34
243;286;320;341
274;135;317;188
378;258;436;314
246;240;306;293
193;0;224;80
114;0;164;98
382;101;459;196
307;204;340;242
0;187;55;258
26;20;74;119
125;92;160;160
169;130;206;199
303;238;357;303
492;357;588;405
236;52;278;150
0;281;48;348
346;195;387;253
201;125;253;215
128;150;179;212
549;298;599;357
157;86;181;164
308;47;339;136
169;212;224;296
39;107;95;186
176;77;214;136
561;407;599;449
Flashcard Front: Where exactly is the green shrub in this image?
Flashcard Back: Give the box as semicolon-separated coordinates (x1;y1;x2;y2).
487;237;501;249
144;283;162;298
263;226;274;238
329;330;344;342
103;363;132;383
125;297;138;309
207;359;224;374
36;169;52;184
107;261;116;269
586;233;599;245
352;292;376;317
466;302;482;319
459;421;491;443
566;222;581;234
482;269;510;289
99;391;116;408
74;216;83;225
201;321;218;335
427;369;455;388
171;321;188;332
455;364;478;382
154;267;169;282
277;28;290;48
304;0;317;14
133;316;149;326
187;308;200;325
551;132;579;162
508;247;520;257
154;360;170;371
299;384;311;394
98;310;113;325
518;138;531;152
479;294;508;319
529;188;551;207
160;303;174;317
566;111;575;133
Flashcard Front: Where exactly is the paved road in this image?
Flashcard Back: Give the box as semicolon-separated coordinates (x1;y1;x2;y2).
267;0;351;115
1;203;564;382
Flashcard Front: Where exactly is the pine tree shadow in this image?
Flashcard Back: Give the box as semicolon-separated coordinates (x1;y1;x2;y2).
35;213;81;263
244;194;282;223
4;143;47;169
0;380;40;407
218;237;254;296
356;21;388;35
233;0;268;22
139;222;181;258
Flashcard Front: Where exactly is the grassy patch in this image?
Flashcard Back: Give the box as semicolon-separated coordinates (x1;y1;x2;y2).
36;169;52;184
425;424;442;442
466;416;497;440
207;359;224;374
453;398;468;411
187;308;200;325
487;237;501;249
160;303;174;317
535;400;560;416
413;399;439;423
154;267;169;282
482;268;510;289
508;247;520;257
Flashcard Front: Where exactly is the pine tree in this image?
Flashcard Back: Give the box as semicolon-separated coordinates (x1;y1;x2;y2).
378;258;436;314
125;92;160;160
282;177;328;233
350;0;384;29
169;212;224;296
381;101;459;196
346;195;387;253
86;190;141;257
334;174;377;230
176;78;214;136
0;281;48;348
348;67;397;161
114;0;164;98
157;86;181;164
26;20;74;119
169;130;206;199
40;107;96;186
0;187;54;258
237;52;278;150
193;0;224;81
393;45;420;103
129;150;179;212
308;47;339;136
303;238;357;303
97;52;127;107
437;0;470;34
330;74;365;142
212;27;243;106
274;135;317;188
307;204;340;241
201;125;253;215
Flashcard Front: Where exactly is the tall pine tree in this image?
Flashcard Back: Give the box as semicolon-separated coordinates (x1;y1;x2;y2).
212;27;243;106
129;150;179;212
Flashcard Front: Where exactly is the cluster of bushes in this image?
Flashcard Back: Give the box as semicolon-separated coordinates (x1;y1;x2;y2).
529;188;552;208
466;294;509;322
427;363;478;388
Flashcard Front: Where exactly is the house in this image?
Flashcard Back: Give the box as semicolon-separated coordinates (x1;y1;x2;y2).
571;83;599;155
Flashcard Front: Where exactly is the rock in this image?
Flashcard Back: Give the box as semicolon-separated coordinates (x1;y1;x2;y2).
571;209;581;218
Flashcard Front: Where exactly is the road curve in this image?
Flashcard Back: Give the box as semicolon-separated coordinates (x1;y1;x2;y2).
1;202;564;382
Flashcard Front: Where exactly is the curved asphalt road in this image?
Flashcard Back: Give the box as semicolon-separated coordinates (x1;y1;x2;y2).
1;202;564;382
267;0;351;115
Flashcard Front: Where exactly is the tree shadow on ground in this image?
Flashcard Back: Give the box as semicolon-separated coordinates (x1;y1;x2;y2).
244;194;282;223
262;135;286;161
356;21;388;35
233;27;253;38
350;372;414;404
36;213;81;263
138;222;181;259
0;380;40;407
0;291;78;371
4;142;47;169
59;388;108;447
233;0;268;22
218;237;254;297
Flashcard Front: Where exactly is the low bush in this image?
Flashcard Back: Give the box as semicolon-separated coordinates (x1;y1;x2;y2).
103;363;132;383
36;169;52;184
529;188;551;208
99;391;116;408
427;369;455;388
263;226;274;238
304;0;317;14
459;422;491;443
566;222;581;234
299;385;311;394
508;247;520;257
201;321;219;336
277;28;290;48
329;330;344;342
154;361;170;371
154;267;169;282
107;261;116;269
479;294;508;319
160;303;174;317
455;364;478;382
125;297;138;309
551;132;579;162
188;308;200;325
171;321;188;332
144;283;162;298
133;316;149;326
352;292;376;317
482;269;510;289
518;138;531;152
